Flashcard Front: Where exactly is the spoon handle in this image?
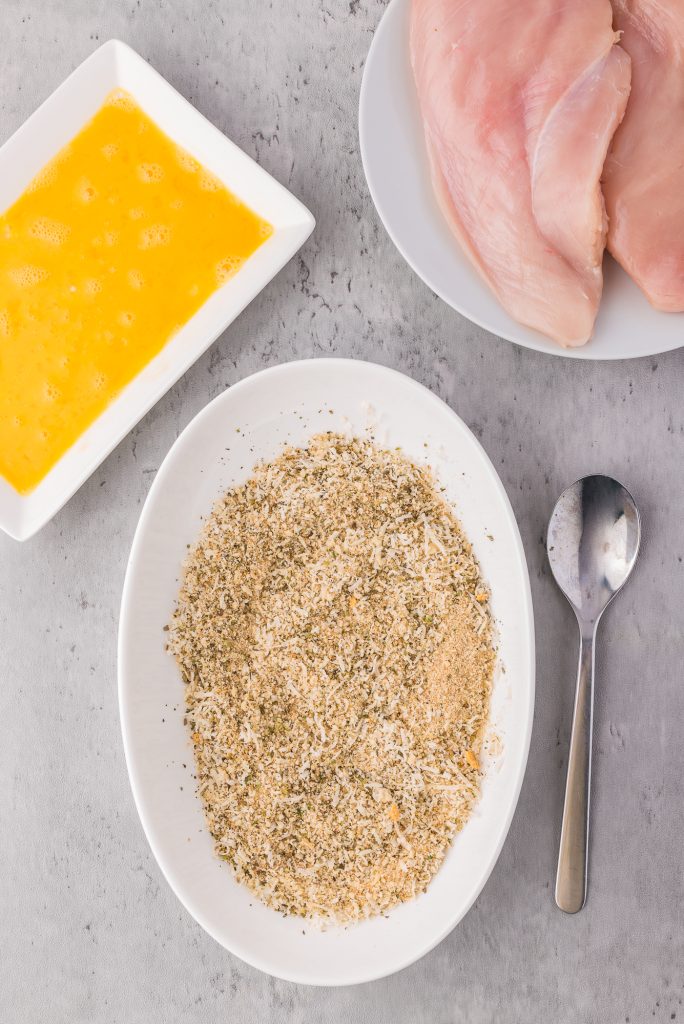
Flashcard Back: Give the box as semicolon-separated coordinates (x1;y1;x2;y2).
555;627;595;913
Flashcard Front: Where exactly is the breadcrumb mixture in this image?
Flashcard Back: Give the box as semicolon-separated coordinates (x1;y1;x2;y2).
168;433;495;921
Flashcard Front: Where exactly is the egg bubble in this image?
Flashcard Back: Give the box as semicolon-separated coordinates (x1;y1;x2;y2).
198;170;221;192
8;265;49;288
102;143;119;159
118;311;136;327
92;372;108;391
128;207;144;221
139;224;171;249
44;382;61;402
104;230;119;247
83;279;103;296
216;255;244;283
0;310;9;337
137;162;164;184
29;217;70;246
78;179;98;203
26;161;58;193
128;270;145;290
176;148;199;174
106;89;135;111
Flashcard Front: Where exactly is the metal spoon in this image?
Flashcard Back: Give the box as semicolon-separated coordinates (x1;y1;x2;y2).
547;475;641;914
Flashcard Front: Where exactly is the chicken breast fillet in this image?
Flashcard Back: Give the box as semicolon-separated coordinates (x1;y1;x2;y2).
603;0;684;311
410;0;631;346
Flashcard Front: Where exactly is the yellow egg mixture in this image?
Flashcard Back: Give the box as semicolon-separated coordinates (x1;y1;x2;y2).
0;89;272;493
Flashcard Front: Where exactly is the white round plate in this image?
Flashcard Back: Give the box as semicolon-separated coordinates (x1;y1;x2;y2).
119;359;534;986
359;0;684;360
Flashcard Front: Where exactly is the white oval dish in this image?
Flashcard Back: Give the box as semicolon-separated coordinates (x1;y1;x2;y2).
118;358;535;986
359;0;684;361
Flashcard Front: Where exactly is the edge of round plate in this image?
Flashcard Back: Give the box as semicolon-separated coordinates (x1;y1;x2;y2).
359;0;684;361
118;358;535;986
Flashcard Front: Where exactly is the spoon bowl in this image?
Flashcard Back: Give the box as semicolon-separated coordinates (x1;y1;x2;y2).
548;475;641;627
547;475;641;913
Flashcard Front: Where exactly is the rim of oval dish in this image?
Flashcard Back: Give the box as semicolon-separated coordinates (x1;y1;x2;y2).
118;358;535;986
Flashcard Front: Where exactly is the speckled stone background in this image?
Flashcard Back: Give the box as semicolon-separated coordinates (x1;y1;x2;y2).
1;2;683;1021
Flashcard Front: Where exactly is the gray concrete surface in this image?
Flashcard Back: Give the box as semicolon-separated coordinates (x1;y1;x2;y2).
1;1;683;1021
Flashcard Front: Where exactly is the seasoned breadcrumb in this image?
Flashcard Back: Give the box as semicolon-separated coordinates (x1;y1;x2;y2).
168;433;495;922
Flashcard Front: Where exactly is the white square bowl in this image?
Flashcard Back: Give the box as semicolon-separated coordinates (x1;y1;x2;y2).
0;39;315;541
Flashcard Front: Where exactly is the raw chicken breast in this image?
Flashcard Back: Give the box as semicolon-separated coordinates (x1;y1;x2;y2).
410;0;631;346
603;0;684;311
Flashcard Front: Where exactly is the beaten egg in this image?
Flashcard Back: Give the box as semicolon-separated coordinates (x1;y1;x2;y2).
0;89;272;493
